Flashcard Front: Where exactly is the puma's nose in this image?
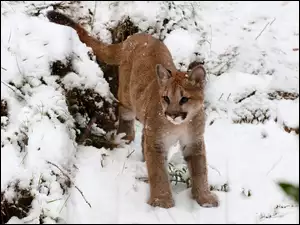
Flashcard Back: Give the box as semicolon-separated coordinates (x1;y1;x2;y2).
180;112;187;120
165;112;187;120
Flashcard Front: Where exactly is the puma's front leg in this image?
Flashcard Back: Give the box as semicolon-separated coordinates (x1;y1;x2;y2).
184;137;219;207
143;133;174;208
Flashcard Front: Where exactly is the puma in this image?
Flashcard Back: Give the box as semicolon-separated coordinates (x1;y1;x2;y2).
47;11;219;209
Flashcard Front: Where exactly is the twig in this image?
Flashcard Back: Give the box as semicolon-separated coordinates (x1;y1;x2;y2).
126;149;135;158
218;93;224;101
47;198;63;204
255;18;276;40
8;29;11;44
255;22;270;40
15;57;24;76
270;17;276;26
208;164;221;176
59;193;71;214
1;80;26;101
100;153;107;168
73;186;91;207
266;155;283;176
19;152;28;166
46;161;92;208
121;161;126;173
46;161;72;182
227;93;231;101
1;80;17;93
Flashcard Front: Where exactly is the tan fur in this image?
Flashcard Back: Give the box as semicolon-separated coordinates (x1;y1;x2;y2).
47;11;219;208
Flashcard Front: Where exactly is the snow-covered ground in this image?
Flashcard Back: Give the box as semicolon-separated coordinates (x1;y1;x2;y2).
1;1;299;224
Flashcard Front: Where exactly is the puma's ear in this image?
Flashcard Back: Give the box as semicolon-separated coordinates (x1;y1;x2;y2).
187;64;206;86
155;64;172;86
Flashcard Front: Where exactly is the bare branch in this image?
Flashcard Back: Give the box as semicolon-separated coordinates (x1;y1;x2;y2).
126;149;135;158
46;161;92;208
255;18;276;40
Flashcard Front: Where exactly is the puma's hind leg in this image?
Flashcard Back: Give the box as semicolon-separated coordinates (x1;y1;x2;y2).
116;63;136;143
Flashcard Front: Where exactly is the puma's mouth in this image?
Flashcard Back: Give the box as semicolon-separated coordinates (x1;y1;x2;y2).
166;116;185;125
165;112;187;125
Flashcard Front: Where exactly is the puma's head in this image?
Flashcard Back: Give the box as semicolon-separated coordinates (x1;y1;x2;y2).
155;63;206;125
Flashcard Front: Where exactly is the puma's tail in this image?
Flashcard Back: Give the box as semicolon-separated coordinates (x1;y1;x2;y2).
46;10;122;65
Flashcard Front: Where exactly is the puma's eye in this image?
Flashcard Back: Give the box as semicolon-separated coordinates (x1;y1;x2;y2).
179;97;189;105
163;96;170;104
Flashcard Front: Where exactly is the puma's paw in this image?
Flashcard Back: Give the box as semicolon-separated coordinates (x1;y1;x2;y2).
147;195;175;209
194;192;219;208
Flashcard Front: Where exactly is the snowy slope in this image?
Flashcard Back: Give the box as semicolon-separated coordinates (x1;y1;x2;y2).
1;1;299;224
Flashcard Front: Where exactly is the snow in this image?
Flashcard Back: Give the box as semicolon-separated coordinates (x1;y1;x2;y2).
1;1;299;224
1;144;20;190
198;1;299;92
277;99;299;129
164;29;199;70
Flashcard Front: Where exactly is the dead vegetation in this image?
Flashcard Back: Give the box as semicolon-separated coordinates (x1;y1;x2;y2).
26;1;80;17
1;13;141;224
50;59;73;77
48;57;118;149
230;90;298;133
268;91;299;100
283;124;299;135
1;99;8;117
2;2;298;223
1;182;34;224
44;16;140;150
109;17;139;44
1;99;9;128
98;17;139;101
65;87;118;149
233;108;272;124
